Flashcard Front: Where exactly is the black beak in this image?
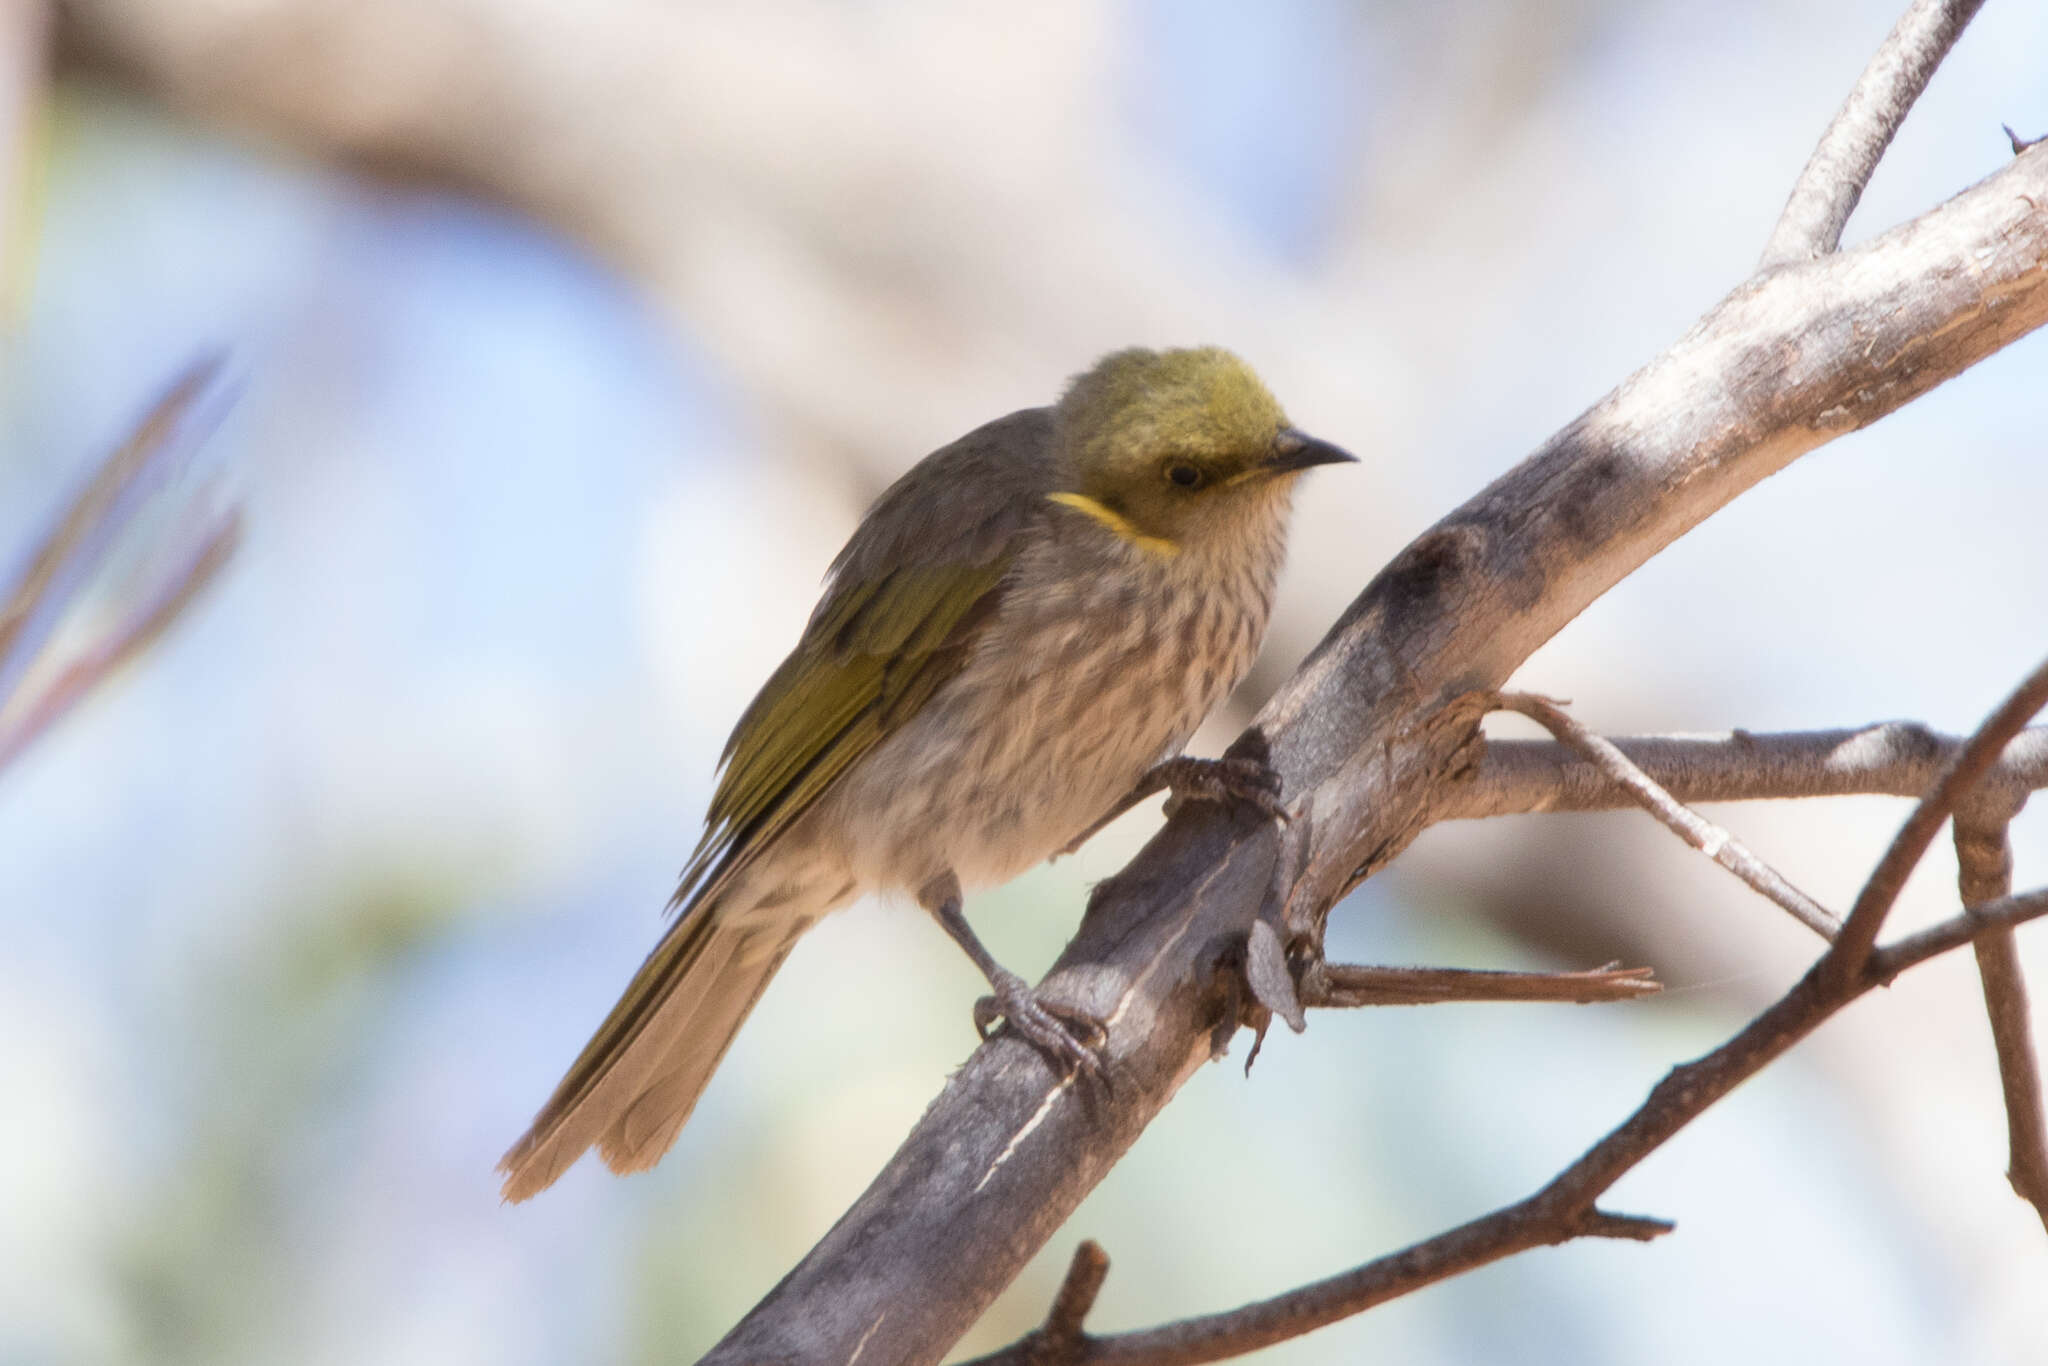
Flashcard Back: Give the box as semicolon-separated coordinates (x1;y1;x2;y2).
1267;428;1358;474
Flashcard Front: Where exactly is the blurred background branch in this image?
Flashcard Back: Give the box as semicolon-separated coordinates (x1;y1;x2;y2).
0;0;47;317
0;354;239;773
52;0;1335;502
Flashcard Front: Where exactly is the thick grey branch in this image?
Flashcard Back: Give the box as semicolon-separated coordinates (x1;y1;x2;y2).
1760;0;1988;266
700;144;2048;1366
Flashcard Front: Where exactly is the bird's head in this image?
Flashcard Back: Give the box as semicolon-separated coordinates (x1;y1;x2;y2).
1051;347;1353;560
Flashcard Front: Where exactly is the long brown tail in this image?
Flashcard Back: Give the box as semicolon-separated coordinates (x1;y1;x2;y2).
497;905;803;1202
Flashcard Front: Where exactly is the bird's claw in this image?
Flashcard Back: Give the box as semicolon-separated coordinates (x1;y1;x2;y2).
1160;755;1290;824
974;971;1107;1074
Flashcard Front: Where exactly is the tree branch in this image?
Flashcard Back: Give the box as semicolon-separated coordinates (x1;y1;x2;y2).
1866;886;2048;976
0;354;239;773
1955;814;2048;1232
1759;0;1988;266
700;134;2048;1366
1297;961;1658;1009
959;645;2048;1363
961;1207;1674;1366
1008;1242;1112;1366
1443;723;2048;819
968;877;2048;1366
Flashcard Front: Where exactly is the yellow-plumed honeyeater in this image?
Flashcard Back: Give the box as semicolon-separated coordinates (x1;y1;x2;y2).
499;347;1353;1199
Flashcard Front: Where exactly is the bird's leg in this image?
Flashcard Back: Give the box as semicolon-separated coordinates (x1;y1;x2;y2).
1057;754;1290;857
917;871;1105;1073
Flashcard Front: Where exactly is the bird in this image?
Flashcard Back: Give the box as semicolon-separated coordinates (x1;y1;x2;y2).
498;346;1354;1201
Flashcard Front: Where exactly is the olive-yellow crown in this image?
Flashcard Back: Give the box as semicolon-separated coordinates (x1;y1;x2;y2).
1048;348;1351;555
1056;347;1288;482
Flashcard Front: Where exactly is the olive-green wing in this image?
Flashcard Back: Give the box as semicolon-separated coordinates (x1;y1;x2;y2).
670;407;1056;913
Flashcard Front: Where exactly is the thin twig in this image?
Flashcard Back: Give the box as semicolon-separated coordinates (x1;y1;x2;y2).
1830;654;2048;983
0;352;229;706
1760;0;1988;266
1953;815;2048;1231
1868;887;2048;976
970;883;2048;1366
966;1206;1672;1366
1493;693;1840;938
1297;961;1659;1009
1017;1242;1111;1364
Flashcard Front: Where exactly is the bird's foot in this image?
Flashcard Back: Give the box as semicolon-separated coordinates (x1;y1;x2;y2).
1152;755;1289;823
973;968;1107;1075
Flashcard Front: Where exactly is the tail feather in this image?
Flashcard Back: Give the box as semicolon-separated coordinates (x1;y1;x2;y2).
497;905;801;1202
597;933;800;1173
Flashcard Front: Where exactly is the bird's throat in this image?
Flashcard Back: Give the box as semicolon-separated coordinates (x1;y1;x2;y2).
1046;491;1180;559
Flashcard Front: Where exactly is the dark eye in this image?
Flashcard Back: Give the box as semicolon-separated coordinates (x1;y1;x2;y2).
1165;462;1203;488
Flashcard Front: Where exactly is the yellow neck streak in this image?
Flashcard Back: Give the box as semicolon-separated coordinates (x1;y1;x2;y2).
1047;491;1180;558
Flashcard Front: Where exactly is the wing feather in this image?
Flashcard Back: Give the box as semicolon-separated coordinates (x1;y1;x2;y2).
669;408;1055;913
